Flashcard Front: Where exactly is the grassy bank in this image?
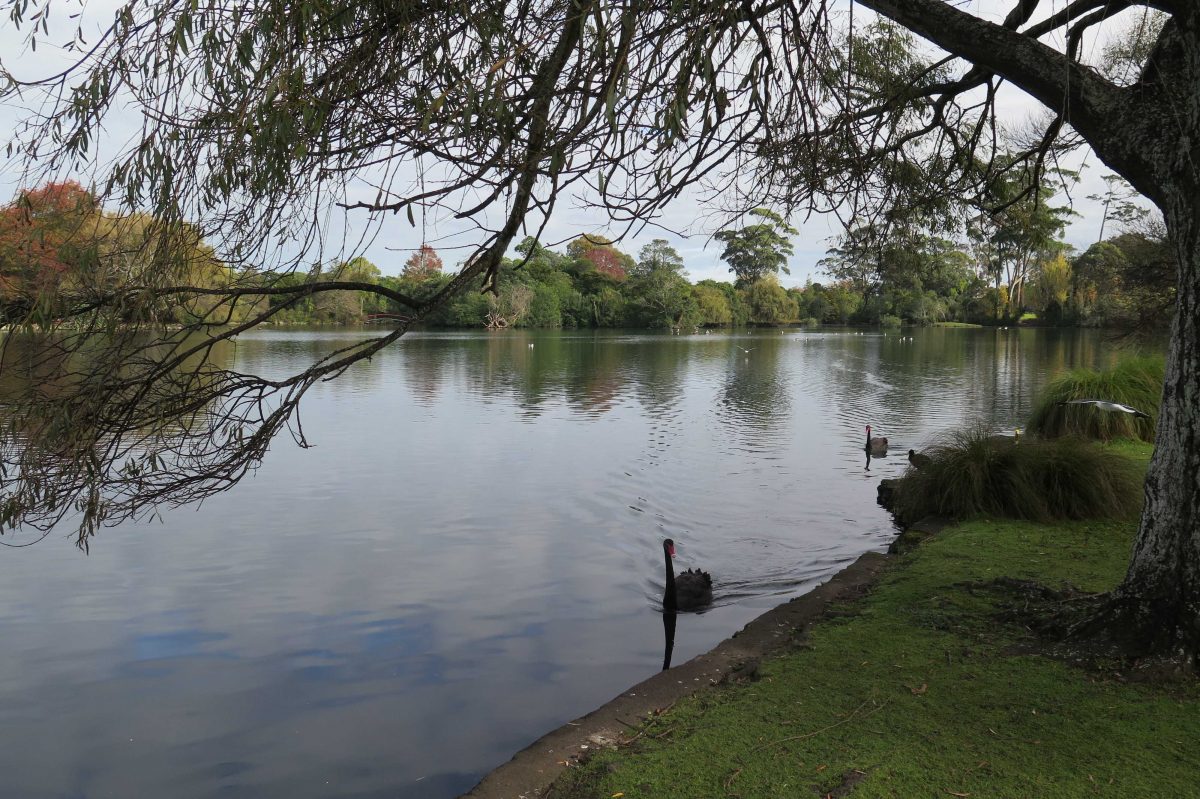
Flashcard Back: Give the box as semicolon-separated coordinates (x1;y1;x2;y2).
551;441;1199;799
1026;356;1163;442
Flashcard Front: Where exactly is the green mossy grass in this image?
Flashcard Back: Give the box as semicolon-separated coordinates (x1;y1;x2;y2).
551;441;1200;799
1026;356;1164;442
892;429;1143;524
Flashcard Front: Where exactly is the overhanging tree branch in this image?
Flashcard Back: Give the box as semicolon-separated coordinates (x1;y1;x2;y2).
857;0;1125;138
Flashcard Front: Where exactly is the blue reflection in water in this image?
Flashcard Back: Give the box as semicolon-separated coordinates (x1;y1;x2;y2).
132;630;230;661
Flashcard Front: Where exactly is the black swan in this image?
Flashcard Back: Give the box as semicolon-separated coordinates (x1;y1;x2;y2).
908;448;931;468
663;538;712;611
865;425;888;455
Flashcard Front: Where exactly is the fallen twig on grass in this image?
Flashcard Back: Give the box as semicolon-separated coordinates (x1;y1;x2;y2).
751;699;889;752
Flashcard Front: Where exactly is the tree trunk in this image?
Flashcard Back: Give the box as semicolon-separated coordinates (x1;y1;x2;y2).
1107;195;1200;662
1097;8;1200;663
855;0;1200;663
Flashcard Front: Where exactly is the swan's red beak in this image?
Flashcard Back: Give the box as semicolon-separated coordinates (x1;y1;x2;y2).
667;543;676;557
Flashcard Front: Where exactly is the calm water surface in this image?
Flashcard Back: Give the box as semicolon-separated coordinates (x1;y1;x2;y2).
0;327;1132;798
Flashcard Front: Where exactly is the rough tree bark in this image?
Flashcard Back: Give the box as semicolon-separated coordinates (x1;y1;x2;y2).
1074;8;1200;660
1114;192;1200;658
857;0;1200;659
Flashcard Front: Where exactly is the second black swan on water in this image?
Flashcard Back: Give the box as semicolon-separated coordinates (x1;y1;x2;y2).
663;538;713;611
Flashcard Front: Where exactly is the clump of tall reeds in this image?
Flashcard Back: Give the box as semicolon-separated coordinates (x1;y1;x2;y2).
1026;356;1163;442
892;427;1143;523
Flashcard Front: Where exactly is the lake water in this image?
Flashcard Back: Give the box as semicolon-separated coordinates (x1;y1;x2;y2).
0;327;1131;798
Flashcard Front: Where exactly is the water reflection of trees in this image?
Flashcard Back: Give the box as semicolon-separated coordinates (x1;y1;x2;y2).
625;337;690;419
235;331;387;395
397;332;693;422
820;328;1121;450
714;337;790;452
965;329;1114;429
0;331;236;545
398;336;453;407
3;325;1133;547
560;337;624;417
391;333;800;444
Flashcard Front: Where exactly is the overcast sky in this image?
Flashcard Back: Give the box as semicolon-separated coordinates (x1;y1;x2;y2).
0;0;1156;285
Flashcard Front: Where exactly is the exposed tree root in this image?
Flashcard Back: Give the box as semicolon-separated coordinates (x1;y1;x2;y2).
960;578;1198;679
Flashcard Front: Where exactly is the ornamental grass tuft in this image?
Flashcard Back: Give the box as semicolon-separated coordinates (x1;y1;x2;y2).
1026;356;1163;442
893;427;1143;523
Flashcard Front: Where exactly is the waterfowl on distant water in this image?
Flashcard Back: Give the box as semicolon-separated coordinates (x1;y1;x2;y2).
865;425;888;455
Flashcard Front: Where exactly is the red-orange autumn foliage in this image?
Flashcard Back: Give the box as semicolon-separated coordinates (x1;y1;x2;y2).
402;244;444;280
582;246;627;280
0;181;101;297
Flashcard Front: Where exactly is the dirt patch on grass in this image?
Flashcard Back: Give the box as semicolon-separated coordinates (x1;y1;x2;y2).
818;769;869;798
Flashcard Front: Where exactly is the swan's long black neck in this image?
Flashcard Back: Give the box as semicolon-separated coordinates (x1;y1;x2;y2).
663;543;677;609
662;607;677;671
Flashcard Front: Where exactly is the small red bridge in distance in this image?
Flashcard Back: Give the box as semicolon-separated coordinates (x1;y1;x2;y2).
362;313;408;324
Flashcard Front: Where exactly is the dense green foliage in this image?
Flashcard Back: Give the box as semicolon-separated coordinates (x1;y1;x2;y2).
250;235;810;329
552;444;1199;799
713;208;797;287
1026;357;1164;442
892;429;1144;523
1068;227;1175;329
256;258;395;324
809;222;1173;329
1;181;1171;333
0;180;811;330
816;166;1172;330
412;236;706;330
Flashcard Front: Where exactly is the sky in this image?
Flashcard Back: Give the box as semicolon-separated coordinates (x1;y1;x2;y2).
0;0;1158;286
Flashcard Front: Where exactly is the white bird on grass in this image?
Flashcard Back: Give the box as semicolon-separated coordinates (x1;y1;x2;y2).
1061;399;1151;419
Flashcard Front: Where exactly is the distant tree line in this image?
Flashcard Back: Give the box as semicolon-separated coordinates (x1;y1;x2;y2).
388;234;779;331
0;183;1172;331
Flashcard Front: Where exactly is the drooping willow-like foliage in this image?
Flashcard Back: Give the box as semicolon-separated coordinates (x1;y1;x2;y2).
0;0;1189;551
